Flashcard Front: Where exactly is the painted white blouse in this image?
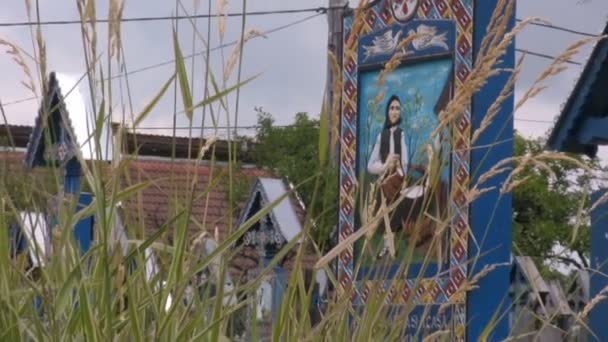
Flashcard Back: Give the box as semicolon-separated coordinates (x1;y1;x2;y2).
366;126;409;176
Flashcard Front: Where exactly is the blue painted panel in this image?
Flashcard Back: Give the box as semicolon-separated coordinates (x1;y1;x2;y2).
590;189;608;340
467;2;514;341
74;192;94;254
358;20;456;67
577;116;608;145
64;158;81;195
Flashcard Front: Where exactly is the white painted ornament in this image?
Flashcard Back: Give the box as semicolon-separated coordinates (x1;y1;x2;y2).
390;0;419;23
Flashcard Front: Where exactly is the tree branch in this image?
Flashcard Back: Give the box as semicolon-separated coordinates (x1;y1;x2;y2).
527;254;584;269
576;250;589;268
549;255;584;269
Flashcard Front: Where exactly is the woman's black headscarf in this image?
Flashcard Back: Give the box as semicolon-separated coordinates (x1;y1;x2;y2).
380;95;403;163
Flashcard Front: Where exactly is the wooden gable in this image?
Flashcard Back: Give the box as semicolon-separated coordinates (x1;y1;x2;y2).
546;21;608;157
25;72;78;169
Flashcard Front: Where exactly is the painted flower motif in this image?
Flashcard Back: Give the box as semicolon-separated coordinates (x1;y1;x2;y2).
57;142;70;161
274;231;284;244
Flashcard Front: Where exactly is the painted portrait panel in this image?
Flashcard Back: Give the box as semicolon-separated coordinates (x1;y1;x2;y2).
355;54;454;271
339;2;477;339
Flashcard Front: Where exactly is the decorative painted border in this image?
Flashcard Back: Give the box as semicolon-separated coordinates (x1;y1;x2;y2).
338;0;473;337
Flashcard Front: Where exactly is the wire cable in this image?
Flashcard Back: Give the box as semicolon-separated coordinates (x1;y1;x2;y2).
516;48;583;65
516;19;599;38
1;12;323;107
108;12;323;80
514;118;554;124
1;96;38;106
0;7;595;125
0;6;596;39
0;7;334;27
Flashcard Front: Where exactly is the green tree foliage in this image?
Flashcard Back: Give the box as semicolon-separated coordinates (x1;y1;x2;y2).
252;108;338;251
513;132;598;274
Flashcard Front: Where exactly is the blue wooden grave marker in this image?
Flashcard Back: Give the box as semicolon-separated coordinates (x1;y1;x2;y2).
590;190;608;340
338;1;514;339
236;177;307;336
546;19;608;341
24;71;95;255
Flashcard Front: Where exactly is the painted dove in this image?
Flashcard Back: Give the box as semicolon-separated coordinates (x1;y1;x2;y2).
408;24;449;51
363;30;402;60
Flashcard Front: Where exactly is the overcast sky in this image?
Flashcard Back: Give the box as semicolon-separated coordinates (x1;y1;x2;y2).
1;1;607;153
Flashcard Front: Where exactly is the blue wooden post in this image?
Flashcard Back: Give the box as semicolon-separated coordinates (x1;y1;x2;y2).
590;188;608;340
468;2;515;340
336;1;515;339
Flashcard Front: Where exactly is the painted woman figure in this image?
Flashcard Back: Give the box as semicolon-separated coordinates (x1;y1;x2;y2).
367;95;408;180
367;95;418;236
366;94;433;251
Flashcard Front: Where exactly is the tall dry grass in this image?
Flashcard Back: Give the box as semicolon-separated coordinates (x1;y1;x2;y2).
0;0;604;341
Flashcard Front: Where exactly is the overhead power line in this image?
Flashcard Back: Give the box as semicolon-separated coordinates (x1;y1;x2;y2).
107;12;323;80
2;96;38;107
0;4;597;41
516;48;582;65
3;27;585;107
0;7;595;119
516;19;599;38
1;12;323;107
514;118;554;124
127;18;585;97
0;7;338;27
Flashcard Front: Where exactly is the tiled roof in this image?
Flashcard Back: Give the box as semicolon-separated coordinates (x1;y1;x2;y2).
120;158;317;281
0;125;33;148
0;150;26;162
120;158;271;243
114;125;257;162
